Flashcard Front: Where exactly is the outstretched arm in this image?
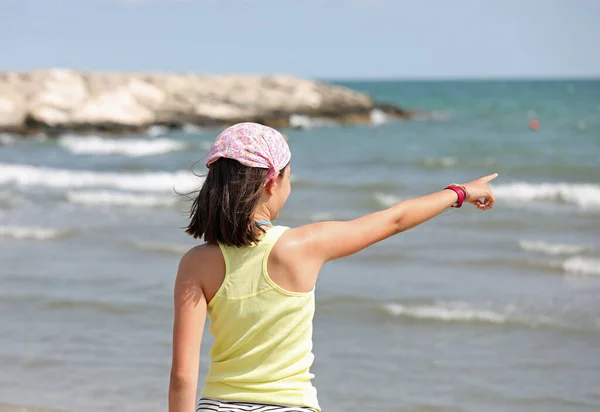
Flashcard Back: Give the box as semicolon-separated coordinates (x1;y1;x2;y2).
290;173;498;263
169;251;207;412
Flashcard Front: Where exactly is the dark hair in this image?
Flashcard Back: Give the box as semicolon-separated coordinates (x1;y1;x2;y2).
185;158;287;247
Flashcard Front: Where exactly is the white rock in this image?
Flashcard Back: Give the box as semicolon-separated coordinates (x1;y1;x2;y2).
71;88;155;126
0;94;26;127
30;106;70;126
193;101;257;121
0;69;386;132
25;69;88;126
127;79;166;109
32;69;87;111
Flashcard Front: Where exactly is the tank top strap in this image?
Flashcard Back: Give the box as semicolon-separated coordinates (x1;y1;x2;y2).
254;225;289;252
216;225;289;299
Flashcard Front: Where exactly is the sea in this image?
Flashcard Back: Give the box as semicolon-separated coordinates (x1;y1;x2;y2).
0;79;599;412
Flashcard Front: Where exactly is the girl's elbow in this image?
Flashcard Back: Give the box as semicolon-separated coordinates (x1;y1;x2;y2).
391;207;408;235
169;369;195;391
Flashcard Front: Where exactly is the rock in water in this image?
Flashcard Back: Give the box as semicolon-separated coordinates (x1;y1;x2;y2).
0;69;412;136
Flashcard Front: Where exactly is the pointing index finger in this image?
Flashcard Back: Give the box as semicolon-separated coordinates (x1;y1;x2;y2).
480;173;499;183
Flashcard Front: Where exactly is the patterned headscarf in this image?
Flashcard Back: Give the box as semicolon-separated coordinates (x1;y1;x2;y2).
206;122;291;184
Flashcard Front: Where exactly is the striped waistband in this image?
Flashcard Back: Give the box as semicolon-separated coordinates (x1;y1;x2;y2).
197;398;318;412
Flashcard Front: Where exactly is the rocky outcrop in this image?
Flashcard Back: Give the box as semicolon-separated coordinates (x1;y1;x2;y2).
0;69;411;136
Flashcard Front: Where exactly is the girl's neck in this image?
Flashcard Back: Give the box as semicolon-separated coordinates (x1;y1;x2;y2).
255;220;272;227
253;209;272;223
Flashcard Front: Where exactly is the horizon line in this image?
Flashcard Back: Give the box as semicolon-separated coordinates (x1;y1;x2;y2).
318;75;600;82
1;67;598;82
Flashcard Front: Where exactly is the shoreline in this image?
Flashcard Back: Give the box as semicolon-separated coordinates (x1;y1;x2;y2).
0;69;412;137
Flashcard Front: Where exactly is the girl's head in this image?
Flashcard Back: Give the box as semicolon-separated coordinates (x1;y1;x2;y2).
186;122;292;247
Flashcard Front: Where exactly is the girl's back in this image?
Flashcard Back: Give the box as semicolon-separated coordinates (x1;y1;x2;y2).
201;225;318;408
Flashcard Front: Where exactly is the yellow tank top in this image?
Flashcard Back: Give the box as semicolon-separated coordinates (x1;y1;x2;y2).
201;226;320;411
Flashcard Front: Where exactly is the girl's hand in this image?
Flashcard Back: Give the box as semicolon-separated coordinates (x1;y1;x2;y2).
462;173;498;210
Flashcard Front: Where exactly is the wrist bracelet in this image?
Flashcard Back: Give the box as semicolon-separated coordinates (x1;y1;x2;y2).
450;184;468;201
445;184;466;208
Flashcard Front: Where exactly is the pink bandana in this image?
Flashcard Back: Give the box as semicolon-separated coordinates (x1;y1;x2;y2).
206;122;291;183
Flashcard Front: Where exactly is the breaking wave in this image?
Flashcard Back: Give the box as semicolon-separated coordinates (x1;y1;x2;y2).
0;163;201;193
58;135;186;157
493;182;600;209
66;190;178;208
0;226;73;241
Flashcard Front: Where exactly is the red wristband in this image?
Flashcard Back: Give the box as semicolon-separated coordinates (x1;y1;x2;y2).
445;185;465;208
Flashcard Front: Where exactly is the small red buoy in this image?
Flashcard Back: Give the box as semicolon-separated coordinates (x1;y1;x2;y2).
529;119;540;131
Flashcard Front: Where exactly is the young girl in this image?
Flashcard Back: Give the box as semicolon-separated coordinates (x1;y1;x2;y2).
169;122;497;412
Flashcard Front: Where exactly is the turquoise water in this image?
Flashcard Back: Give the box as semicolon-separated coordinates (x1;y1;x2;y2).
0;80;599;412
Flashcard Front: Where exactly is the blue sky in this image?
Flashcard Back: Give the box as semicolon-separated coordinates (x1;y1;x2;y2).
1;0;599;79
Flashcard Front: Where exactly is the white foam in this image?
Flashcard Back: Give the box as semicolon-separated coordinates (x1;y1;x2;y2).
563;257;600;276
0;133;15;145
146;125;170;137
67;190;178;208
132;241;191;256
493;182;600;209
309;212;334;222
422;156;458;168
370;108;388;125
0;226;71;240
182;123;204;134
33;133;49;142
289;114;337;130
289;114;312;130
58;135;186;157
374;192;402;208
519;240;591;256
0;162;202;193
385;302;507;324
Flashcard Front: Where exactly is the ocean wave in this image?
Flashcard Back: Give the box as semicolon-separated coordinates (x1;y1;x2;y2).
373;192;403;208
145;125;170;137
0;190;30;210
381;301;593;330
413;110;452;122
415;156;496;170
0;402;63;412
519;240;593;256
289;114;338;130
563;257;600;276
465;257;564;272
421;156;458;168
493;182;600;209
20;358;66;370
466;255;600;278
58;135;186;157
131;241;192;256
44;298;133;314
67;190;178;208
369;108;388;125
29;296;167;315
320;296;593;331
182;123;204;134
0;226;72;241
0;163;201;192
0;133;16;145
309;212;334;222
384;301;509;324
